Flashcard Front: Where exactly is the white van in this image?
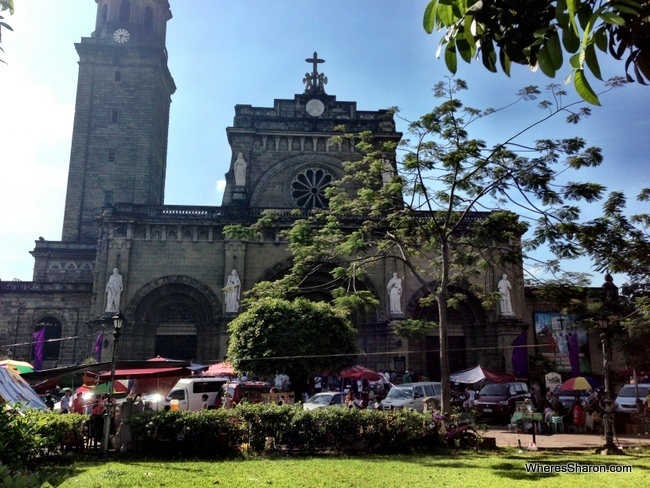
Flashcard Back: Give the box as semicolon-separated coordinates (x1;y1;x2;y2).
614;383;650;413
380;382;441;412
164;377;230;411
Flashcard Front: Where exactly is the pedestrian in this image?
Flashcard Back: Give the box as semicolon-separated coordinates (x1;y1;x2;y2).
60;390;72;413
44;392;55;410
200;394;209;410
73;392;85;414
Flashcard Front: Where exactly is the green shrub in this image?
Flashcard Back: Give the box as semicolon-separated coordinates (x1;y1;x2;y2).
1;406;85;467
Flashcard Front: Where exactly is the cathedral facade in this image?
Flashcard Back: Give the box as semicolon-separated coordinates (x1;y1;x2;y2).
0;0;531;378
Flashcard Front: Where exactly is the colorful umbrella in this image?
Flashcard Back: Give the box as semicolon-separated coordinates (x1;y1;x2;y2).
0;359;34;374
93;380;129;394
558;376;602;391
201;361;235;376
340;365;384;381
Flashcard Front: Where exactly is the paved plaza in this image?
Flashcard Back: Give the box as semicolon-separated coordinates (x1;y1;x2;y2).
486;425;650;450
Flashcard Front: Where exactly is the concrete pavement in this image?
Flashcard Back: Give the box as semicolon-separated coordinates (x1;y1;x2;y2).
484;425;650;451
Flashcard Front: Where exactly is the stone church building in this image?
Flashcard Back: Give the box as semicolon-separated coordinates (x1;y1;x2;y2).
0;0;537;379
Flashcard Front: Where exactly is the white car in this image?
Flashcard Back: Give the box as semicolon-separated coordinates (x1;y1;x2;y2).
303;392;345;410
614;384;650;413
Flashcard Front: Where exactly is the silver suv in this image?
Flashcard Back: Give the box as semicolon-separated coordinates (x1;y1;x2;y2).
380;382;441;412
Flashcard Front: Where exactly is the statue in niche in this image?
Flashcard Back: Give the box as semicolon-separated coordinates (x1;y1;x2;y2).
387;272;403;315
498;273;514;316
381;158;394;186
105;268;123;313
234;153;247;187
224;269;241;313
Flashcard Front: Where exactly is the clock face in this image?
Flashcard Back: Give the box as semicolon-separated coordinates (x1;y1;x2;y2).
306;99;325;117
113;28;130;44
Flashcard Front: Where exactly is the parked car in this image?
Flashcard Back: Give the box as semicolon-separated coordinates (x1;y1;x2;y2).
215;381;272;407
474;381;531;421
614;384;650;413
380;382;441;412
303;391;346;410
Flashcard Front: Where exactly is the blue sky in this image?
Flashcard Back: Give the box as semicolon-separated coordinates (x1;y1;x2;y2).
1;0;647;286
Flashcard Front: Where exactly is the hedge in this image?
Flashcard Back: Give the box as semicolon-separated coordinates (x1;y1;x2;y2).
2;404;441;464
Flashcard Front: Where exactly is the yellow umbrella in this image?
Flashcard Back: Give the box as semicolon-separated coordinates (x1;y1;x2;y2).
0;359;34;374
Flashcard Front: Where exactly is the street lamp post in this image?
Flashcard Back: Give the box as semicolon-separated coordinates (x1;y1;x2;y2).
101;312;124;454
598;274;624;455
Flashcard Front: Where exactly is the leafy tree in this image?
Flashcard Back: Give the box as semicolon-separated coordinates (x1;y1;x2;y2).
423;0;649;104
539;188;650;375
227;297;357;395
230;78;609;413
0;0;14;65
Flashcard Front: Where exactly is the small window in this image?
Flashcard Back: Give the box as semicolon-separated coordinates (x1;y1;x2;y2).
108;149;116;163
114;70;122;82
424;384;435;396
33;317;62;361
118;0;131;22
110;109;119;123
144;6;154;29
100;4;108;23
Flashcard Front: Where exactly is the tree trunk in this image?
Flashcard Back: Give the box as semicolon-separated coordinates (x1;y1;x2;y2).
438;240;451;413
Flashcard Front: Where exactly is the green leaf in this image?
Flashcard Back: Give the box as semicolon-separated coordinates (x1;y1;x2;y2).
584;43;602;80
562;23;580;53
593;26;607;52
574;69;601;105
547;30;563;70
437;3;457;26
456;37;473;63
445;43;458;74
598;12;625;26
537;44;557;78
498;48;512;76
423;0;438;34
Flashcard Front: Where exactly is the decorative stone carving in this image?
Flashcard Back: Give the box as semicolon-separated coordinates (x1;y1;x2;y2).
105;268;123;313
234;153;247;187
224;269;241;314
498;273;514;316
387;272;403;315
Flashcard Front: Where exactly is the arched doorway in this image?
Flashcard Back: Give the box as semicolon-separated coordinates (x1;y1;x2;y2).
407;286;488;380
125;276;221;361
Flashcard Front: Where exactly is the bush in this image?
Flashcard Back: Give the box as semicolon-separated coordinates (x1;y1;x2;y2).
131;405;438;457
4;403;441;463
0;406;85;467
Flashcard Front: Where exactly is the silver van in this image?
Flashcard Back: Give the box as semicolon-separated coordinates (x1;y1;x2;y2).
380;382;441;412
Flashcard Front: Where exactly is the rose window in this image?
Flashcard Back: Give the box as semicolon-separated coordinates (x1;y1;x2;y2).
291;168;333;209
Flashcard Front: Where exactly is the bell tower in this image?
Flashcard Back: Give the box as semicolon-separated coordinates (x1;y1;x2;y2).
62;0;176;242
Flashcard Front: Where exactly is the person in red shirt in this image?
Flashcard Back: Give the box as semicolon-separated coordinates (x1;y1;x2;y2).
72;392;85;414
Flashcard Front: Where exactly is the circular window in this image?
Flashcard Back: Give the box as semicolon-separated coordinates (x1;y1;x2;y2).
291;168;333;209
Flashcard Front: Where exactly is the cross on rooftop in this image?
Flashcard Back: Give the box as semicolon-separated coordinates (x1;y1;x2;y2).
306;52;325;78
303;52;328;95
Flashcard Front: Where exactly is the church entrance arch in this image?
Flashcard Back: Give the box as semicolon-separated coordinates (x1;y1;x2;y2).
406;285;488;380
124;276;221;361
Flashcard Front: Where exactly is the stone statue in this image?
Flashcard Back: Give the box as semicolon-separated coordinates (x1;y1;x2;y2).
105;268;123;313
498;273;514;316
387;272;403;315
234;153;247;187
381;158;393;186
224;269;241;313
